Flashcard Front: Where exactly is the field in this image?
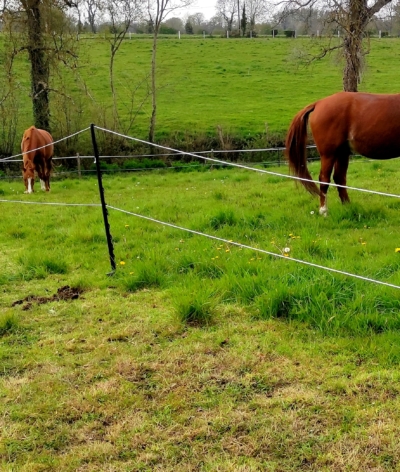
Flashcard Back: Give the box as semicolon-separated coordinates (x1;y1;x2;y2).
5;36;400;154
2;153;400;470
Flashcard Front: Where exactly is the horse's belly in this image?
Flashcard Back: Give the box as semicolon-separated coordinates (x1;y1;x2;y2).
351;139;400;160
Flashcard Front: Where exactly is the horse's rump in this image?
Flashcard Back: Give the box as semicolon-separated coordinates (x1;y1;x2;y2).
285;91;400;214
21;126;54;193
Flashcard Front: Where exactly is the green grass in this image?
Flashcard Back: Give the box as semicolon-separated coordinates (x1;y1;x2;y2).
3;163;400;469
5;36;400;154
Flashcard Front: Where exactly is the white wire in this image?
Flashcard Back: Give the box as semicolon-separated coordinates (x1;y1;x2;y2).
0;127;91;162
0;199;100;207
95;126;400;200
107;205;400;291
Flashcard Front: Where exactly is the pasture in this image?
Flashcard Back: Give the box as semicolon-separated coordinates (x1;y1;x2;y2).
5;36;400;153
2;156;400;470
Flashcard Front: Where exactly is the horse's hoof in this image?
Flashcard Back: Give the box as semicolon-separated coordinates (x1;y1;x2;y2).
319;207;328;217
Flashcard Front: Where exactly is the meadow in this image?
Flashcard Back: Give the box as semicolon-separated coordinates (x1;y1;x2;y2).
3;35;400;470
2;153;400;469
5;35;400;154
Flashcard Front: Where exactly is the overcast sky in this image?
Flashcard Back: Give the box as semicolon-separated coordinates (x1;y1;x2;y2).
174;0;216;20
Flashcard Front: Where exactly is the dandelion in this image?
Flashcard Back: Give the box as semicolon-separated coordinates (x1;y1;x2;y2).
396;248;400;253
120;261;126;265
361;242;367;246
284;253;289;257
225;249;230;252
125;225;129;228
284;247;291;253
310;211;315;215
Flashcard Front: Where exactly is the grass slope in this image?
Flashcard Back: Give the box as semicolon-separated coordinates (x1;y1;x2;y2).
5;36;400;151
2;161;400;469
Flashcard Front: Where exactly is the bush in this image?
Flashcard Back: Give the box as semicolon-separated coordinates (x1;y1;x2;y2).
122;158;166;170
284;30;295;38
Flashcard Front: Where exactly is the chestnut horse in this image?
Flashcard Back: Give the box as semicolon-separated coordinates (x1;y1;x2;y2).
21;126;54;194
285;91;400;215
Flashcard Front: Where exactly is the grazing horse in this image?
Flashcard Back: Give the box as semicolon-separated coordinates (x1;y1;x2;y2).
21;126;54;194
285;91;400;215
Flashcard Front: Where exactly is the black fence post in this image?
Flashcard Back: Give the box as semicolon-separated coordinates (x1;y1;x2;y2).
90;124;116;274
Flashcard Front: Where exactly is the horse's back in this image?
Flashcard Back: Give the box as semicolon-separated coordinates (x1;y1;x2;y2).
310;92;400;159
21;126;54;158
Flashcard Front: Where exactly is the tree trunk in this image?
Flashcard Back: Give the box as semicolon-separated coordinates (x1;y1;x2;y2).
342;33;363;91
149;31;157;143
26;0;50;131
342;0;368;92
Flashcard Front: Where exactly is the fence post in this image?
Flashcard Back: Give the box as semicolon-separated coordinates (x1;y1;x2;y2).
77;152;81;179
90;124;116;274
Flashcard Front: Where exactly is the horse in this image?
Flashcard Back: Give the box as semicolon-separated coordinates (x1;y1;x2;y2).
21;126;54;194
285;91;400;215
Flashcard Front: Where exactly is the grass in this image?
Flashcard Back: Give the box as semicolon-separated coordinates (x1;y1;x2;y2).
2;161;400;469
4;36;400;154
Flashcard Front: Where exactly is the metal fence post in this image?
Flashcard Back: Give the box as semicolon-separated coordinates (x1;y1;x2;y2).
90;124;116;274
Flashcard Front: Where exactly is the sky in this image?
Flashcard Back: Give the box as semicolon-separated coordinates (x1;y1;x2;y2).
174;0;217;21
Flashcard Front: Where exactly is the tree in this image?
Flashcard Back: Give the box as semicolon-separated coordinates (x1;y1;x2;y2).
2;0;78;131
185;20;193;33
216;0;237;32
187;12;205;26
105;0;143;128
279;0;394;91
146;0;194;143
164;16;184;31
241;3;247;36
245;0;270;35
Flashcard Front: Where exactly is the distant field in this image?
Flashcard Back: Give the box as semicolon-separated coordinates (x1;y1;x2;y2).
5;36;400;152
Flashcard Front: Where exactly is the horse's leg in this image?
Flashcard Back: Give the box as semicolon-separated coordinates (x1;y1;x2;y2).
333;153;350;204
44;157;52;191
35;159;48;191
318;155;336;216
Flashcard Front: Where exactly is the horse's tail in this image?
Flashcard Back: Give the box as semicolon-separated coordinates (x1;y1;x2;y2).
285;103;320;197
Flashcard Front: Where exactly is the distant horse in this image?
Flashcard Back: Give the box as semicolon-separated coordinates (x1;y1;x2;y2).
21;126;54;194
285;91;400;215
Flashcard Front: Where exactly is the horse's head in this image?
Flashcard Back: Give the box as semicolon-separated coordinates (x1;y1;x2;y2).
23;156;35;193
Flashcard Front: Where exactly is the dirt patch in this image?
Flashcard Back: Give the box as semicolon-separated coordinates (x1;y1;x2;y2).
12;285;83;310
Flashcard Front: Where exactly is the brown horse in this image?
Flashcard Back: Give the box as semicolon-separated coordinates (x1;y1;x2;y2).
285;91;400;215
21;126;54;194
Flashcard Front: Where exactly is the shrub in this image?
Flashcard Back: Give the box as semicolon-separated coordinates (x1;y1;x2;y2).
284;30;295;38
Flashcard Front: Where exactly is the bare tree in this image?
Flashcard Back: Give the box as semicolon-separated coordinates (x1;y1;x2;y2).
279;0;393;91
2;0;78;131
187;11;205;26
105;0;142;128
147;0;194;144
245;0;270;34
216;0;237;32
86;0;102;32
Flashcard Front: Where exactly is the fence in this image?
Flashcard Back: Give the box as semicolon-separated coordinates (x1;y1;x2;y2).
1;124;400;291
